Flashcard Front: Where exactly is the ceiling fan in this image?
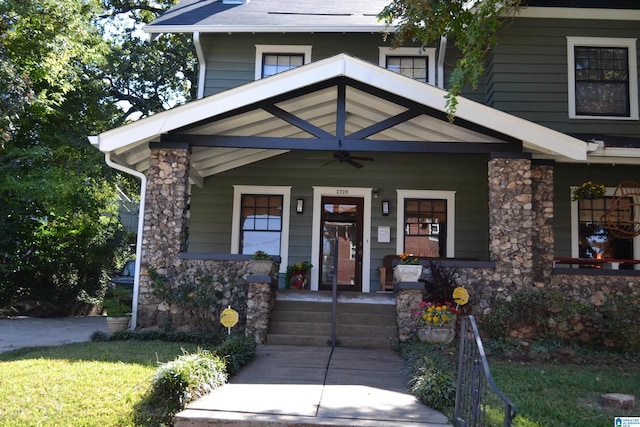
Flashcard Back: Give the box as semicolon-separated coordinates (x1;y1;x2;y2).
322;151;374;169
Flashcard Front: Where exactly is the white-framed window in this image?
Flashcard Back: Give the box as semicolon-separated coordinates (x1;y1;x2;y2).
396;190;455;257
231;185;291;272
379;47;437;84
255;45;312;80
570;186;639;263
566;37;638;120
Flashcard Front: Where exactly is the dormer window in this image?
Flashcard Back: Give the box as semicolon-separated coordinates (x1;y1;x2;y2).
567;37;638;120
255;45;312;80
379;47;436;84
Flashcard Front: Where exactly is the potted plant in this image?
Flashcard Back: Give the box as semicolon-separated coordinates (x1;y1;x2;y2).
393;253;423;282
572;181;606;201
414;301;459;344
285;261;313;289
249;250;275;275
102;287;132;333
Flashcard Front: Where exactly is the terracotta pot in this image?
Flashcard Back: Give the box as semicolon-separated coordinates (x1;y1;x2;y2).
393;264;423;282
416;325;455;344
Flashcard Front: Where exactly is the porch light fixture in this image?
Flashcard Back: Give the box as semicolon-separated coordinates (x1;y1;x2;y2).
382;200;390;216
296;198;304;214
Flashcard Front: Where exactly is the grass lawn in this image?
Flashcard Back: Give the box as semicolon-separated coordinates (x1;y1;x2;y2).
0;341;214;427
488;360;640;427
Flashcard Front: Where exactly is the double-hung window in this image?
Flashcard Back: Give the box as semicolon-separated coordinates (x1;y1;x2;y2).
379;47;436;84
231;186;291;269
396;190;455;257
255;45;312;80
567;37;638;120
572;188;638;265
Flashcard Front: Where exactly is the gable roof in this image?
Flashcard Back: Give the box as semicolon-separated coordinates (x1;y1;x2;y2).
145;0;391;34
90;54;598;186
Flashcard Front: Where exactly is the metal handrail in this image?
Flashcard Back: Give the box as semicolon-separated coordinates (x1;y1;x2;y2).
454;316;517;427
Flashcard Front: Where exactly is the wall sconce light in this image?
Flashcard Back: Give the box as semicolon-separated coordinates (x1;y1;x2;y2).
372;188;379;199
296;198;304;214
381;200;390;216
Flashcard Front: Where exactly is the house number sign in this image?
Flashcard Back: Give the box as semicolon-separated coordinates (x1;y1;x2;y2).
336;189;349;195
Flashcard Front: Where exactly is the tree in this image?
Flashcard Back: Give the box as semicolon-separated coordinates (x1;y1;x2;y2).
0;0;196;314
379;0;522;119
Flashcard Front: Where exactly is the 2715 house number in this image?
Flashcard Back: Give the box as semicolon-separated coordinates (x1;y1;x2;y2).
336;189;349;195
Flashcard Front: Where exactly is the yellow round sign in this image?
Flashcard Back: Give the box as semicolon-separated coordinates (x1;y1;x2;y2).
453;287;469;306
220;308;239;328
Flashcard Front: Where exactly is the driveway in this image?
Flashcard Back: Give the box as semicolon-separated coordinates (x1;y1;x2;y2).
0;316;109;353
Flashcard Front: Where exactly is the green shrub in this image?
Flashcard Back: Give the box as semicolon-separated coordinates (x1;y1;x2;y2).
218;334;257;376
399;341;457;413
135;349;227;426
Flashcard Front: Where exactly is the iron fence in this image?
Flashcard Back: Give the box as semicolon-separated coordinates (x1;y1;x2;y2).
454;315;517;427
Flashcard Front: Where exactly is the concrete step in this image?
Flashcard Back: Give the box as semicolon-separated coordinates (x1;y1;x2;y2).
267;291;398;348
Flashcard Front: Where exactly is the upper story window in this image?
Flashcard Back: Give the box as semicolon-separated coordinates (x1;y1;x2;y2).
255;45;312;80
379;47;436;84
396;190;455;257
567;37;638;120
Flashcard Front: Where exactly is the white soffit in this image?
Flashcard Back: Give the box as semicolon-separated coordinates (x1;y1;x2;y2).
90;54;590;169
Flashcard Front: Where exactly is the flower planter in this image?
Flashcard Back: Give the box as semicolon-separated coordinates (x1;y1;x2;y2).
249;260;274;275
416;325;455;344
106;316;130;333
393;264;423;282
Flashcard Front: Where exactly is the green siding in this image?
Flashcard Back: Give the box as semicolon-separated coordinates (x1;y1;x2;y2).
486;17;640;137
186;151;490;288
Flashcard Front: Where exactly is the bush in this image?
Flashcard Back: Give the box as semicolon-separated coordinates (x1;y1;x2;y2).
136;349;227;426
217;334;257;376
398;341;457;413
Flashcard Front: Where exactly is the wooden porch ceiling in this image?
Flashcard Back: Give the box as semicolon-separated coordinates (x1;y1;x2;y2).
154;77;520;181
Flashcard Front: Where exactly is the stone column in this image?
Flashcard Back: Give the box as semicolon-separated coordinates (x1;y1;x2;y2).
488;155;534;294
395;286;423;342
245;278;277;344
531;161;554;287
138;145;191;328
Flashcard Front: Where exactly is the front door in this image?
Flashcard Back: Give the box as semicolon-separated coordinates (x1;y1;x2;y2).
319;196;364;291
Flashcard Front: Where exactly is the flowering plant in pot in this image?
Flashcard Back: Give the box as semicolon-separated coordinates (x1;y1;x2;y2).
398;253;420;265
414;301;459;344
249;250;274;275
285;261;313;289
572;181;606;201
394;253;422;282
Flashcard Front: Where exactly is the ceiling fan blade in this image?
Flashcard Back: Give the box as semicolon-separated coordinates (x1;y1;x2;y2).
345;158;364;169
321;158;338;167
350;156;374;162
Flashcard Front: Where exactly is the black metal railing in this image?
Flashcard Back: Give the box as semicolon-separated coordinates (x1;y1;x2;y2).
454;316;517;427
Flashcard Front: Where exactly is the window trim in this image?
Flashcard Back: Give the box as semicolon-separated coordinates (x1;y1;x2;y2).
396;190;455;257
379;47;437;84
255;45;312;80
231;185;291;272
566;37;638;120
570;186;640;260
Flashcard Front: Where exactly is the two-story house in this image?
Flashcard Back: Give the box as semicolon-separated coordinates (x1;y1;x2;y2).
89;0;640;334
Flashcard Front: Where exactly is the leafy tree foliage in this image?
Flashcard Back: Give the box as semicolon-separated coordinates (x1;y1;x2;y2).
0;0;195;314
379;0;522;119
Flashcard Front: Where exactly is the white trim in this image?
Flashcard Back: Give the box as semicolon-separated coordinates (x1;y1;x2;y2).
231;185;291;273
145;25;388;34
570;186;640;261
255;45;312;80
518;7;640;21
378;47;437;85
311;186;372;292
566;37;638;121
395;190;456;257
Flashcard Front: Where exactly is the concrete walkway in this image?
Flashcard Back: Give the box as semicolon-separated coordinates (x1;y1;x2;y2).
0;316;109;353
176;345;452;427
